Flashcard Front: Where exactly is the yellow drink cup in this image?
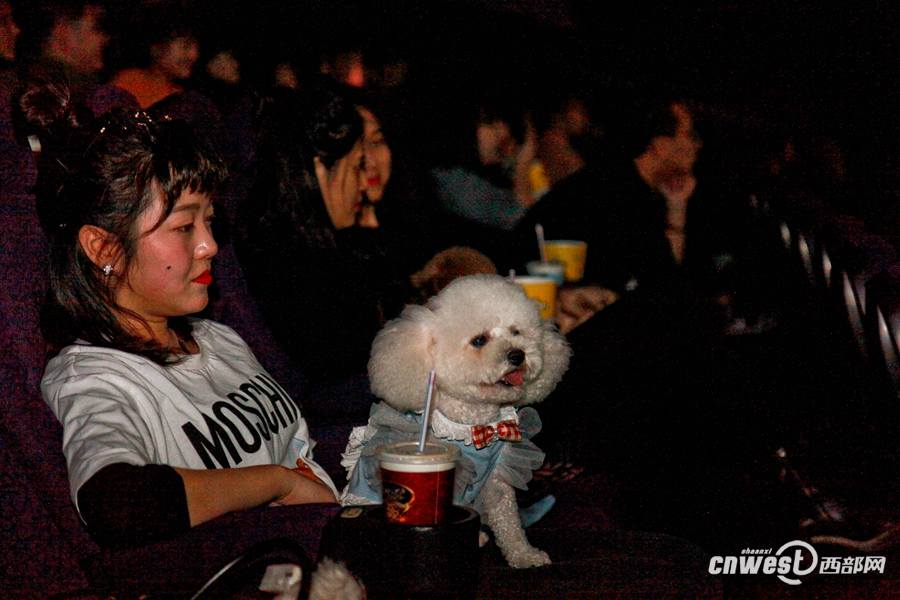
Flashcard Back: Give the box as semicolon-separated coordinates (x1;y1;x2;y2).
515;276;557;321
543;240;587;282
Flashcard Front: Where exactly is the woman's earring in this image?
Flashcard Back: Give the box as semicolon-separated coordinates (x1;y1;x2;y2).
102;264;113;276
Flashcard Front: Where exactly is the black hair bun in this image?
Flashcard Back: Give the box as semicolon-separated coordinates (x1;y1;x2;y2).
17;77;93;235
18;76;86;135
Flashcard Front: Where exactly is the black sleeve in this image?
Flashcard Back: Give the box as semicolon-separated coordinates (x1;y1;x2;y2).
77;463;191;547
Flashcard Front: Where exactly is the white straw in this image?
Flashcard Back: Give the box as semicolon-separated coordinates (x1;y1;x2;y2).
535;224;547;262
417;370;436;453
508;269;516;281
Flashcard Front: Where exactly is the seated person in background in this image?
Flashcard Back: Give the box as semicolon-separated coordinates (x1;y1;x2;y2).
205;49;240;87
533;92;781;548
355;99;392;229
539;93;771;334
513;93;703;298
532;89;594;192
354;94;502;307
192;46;243;116
25;80;336;547
24;1;109;96
431;91;538;233
0;0;20;74
237;79;409;389
273;60;300;89
353;92;448;278
110;7;200;109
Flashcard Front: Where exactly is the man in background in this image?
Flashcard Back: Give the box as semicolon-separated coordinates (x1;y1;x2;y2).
26;1;109;94
516;93;703;311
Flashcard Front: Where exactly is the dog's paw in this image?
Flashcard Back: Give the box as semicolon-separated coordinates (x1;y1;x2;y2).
505;546;551;569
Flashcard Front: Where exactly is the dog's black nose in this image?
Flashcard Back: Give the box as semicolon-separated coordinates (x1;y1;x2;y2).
507;349;525;366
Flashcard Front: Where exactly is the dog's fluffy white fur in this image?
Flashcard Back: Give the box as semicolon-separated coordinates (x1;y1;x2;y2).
368;274;571;568
308;558;365;600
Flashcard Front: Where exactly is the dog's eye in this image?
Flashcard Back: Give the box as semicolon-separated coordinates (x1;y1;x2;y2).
510;327;520;336
470;334;488;348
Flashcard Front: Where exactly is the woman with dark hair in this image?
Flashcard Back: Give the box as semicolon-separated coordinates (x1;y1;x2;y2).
27;79;337;547
356;102;390;227
238;80;408;388
351;93;449;280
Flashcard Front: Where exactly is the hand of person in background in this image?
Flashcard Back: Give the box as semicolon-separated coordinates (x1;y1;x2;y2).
658;172;695;263
557;285;619;335
658;171;697;209
314;141;365;229
512;122;539;208
357;203;380;228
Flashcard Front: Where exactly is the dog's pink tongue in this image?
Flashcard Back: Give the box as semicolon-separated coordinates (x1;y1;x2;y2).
505;369;525;386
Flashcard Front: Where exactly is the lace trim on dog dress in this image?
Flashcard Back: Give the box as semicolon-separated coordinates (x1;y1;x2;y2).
340;402;545;517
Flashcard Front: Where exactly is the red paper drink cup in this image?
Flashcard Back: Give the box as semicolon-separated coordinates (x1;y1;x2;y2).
379;441;459;526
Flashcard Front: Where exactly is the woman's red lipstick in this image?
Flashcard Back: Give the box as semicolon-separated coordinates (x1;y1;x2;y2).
192;270;213;285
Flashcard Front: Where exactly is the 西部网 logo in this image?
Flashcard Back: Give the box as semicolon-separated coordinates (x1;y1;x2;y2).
708;540;887;585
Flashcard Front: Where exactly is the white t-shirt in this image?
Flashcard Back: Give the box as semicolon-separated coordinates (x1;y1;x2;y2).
41;319;337;512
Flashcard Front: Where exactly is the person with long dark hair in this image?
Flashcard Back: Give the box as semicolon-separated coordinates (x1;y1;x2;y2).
238;79;408;389
355;103;389;227
27;78;337;547
351;93;450;283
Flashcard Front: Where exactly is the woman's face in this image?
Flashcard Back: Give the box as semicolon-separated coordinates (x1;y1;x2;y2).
315;140;366;229
152;35;200;81
358;107;391;202
113;189;217;327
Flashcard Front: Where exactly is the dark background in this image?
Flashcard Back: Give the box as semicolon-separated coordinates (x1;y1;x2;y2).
180;1;897;143
12;1;898;221
174;0;897;202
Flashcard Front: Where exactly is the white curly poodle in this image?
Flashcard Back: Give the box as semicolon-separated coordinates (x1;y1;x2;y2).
344;274;571;568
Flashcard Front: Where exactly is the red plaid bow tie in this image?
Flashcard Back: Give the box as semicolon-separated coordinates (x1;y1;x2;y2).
471;420;522;449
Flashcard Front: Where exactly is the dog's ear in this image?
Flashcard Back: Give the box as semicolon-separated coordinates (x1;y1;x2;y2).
368;304;436;412
524;322;572;404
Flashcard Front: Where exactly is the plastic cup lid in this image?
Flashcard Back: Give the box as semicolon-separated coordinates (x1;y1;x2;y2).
378;441;459;464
